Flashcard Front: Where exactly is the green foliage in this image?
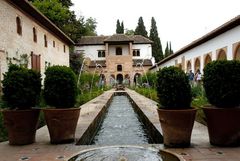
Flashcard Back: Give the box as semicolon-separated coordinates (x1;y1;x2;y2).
125;29;135;35
164;41;174;58
70;52;84;75
78;72;100;93
0;112;8;142
203;60;240;108
2;64;41;109
141;72;157;88
31;0;97;42
116;19;124;34
32;0;71;28
191;84;204;98
157;66;192;109
149;17;163;62
134;17;148;37
43;65;77;108
134;87;158;102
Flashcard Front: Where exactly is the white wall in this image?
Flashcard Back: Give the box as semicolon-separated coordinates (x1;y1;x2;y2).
0;0;70;80
157;26;240;73
75;45;105;60
132;44;152;59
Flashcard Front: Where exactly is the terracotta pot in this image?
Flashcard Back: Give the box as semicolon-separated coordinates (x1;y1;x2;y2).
2;109;40;145
203;106;240;146
43;108;80;144
157;108;196;147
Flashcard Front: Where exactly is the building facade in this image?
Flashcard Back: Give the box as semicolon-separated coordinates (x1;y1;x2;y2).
0;0;73;81
75;34;153;85
150;15;240;75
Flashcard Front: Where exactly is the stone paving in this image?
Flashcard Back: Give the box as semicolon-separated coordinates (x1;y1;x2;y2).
0;89;240;161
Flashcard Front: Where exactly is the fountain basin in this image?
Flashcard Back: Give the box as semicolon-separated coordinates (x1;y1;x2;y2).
68;146;181;161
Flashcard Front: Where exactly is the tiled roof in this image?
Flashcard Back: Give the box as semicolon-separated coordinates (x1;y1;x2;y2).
8;0;74;45
76;34;152;45
130;35;153;44
133;59;153;66
78;36;108;45
150;15;240;70
104;34;133;42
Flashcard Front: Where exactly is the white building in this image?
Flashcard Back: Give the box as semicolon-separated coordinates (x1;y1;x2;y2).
150;15;240;74
0;0;74;81
75;34;153;85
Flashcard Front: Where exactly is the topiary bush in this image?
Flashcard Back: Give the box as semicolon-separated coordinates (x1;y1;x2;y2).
43;65;77;108
157;66;192;109
203;60;240;108
2;64;42;110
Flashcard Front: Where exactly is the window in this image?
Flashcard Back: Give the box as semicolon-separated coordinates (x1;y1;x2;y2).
53;41;55;47
133;49;140;56
33;27;37;42
117;65;122;71
31;52;41;72
98;50;105;57
16;16;22;35
44;34;47;47
63;45;66;53
116;47;122;55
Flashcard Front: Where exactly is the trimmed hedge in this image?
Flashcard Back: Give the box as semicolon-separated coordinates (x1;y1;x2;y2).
43;65;77;108
203;60;240;108
157;66;192;109
2;64;41;109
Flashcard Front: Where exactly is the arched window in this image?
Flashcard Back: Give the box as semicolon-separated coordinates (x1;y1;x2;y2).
117;65;122;71
234;44;240;60
16;16;22;35
133;50;136;56
217;49;227;60
44;34;47;47
116;47;122;55
187;61;191;72
194;58;200;73
33;27;37;42
204;54;212;66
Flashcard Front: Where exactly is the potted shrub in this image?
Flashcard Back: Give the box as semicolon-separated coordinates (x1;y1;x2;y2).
157;66;196;147
203;60;240;146
2;64;41;145
43;65;80;144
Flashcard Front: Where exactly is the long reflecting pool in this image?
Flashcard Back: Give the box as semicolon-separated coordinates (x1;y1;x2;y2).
91;95;153;145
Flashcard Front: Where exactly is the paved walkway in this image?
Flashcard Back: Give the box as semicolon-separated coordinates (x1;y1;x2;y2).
0;89;239;161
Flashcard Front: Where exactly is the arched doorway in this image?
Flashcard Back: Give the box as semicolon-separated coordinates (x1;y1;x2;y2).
217;49;227;60
194;58;200;73
234;44;240;60
204;54;212;67
110;74;115;86
116;74;123;84
187;61;191;72
134;73;141;85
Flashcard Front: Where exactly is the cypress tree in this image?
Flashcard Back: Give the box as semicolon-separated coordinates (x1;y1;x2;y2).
165;42;170;57
116;19;122;34
149;17;163;62
120;21;124;34
134;17;148;37
169;41;174;55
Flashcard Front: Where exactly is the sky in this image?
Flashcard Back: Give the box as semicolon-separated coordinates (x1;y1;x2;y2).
71;0;239;51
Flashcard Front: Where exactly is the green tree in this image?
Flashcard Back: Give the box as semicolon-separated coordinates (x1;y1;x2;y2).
169;41;174;55
84;17;97;36
116;19;121;34
70;52;84;75
125;29;135;35
165;42;170;58
120;21;124;34
134;17;148;37
149;17;163;62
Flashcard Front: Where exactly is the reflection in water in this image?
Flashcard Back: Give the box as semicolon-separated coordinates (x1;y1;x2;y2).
91;95;151;145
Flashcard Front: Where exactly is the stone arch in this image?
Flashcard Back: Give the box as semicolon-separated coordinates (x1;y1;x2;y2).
116;74;123;84
217;49;227;60
234;44;240;60
186;61;192;72
204;54;212;66
134;73;141;85
124;74;130;85
194;58;200;73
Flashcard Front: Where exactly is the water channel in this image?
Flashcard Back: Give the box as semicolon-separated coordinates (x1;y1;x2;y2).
91;94;152;145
